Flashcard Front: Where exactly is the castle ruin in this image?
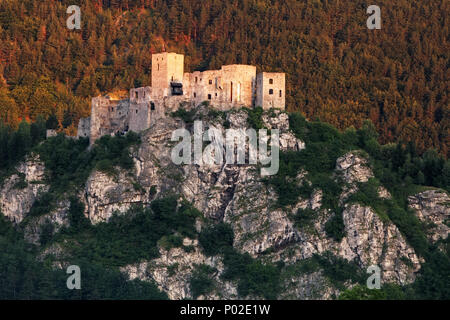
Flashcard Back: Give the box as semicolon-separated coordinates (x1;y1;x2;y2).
78;52;286;144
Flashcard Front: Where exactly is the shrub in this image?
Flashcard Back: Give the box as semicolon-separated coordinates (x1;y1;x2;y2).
171;107;196;124
246;106;264;130
190;264;217;298
199;223;234;256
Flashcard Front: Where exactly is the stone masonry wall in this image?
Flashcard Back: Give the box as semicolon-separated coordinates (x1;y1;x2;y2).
256;72;286;110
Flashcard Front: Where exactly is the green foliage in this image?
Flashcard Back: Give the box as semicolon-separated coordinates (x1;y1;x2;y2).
28;192;55;218
207;109;226;120
171;107;196;124
324;210;345;242
197;223;281;299
347;178;390;222
67;198;90;233
36;131;140;194
199;223;234;256
313;253;365;290
339;285;405;300
57;197;201;267
222;248;281;299
149;185;157;197
45;113;59;130
39;219;54;246
0;211;167;299
268;114;357;207
246;106;264;130
0;120;46;179
293;208;316;229
190;264;217;299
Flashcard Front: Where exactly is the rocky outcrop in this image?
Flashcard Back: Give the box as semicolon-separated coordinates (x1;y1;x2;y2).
262;110;305;151
83;170;148;224
24;199;71;244
3;110;429;299
408;190;450;242
280;271;340;300
0;155;49;224
338;204;420;284
122;238;237;300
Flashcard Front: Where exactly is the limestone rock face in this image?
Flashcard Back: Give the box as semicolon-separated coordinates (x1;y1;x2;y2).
24;199;71;244
336;151;373;184
2;110;430;300
408;190;450;242
280;271;340;300
84;170;147;224
122;239;237;300
338;204;421;284
262;110;305;151
0;155;49;224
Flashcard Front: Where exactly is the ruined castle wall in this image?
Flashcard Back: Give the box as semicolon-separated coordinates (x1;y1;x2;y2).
77;117;91;139
78;53;287;144
109;100;129;132
183;65;256;110
151;52;184;94
129;87;150;133
256;72;285;110
89;96;130;145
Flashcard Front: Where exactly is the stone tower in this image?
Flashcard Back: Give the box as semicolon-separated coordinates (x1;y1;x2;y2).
256;72;286;110
151;52;185;97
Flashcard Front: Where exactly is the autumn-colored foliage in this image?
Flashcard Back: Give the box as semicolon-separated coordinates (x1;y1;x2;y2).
0;0;448;155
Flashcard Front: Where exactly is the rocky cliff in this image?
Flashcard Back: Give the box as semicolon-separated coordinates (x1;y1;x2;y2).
1;107;448;300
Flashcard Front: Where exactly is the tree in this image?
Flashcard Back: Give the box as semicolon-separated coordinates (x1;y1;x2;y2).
45;113;59;130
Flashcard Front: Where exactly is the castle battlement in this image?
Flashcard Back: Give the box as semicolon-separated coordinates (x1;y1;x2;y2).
78;52;286;144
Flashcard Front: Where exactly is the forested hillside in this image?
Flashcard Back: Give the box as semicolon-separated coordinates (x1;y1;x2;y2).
0;0;448;155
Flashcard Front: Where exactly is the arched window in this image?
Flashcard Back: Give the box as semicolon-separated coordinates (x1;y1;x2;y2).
269;89;273;95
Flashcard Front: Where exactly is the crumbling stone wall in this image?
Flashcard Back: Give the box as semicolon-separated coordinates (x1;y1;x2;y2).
77;117;90;138
78;52;287;142
256;72;286;110
89;96;130;145
183;65;257;110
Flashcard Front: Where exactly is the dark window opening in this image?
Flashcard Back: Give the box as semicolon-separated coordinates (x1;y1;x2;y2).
269;89;273;95
215;93;218;97
171;82;183;95
209;80;212;85
151;102;155;111
195;77;198;83
230;82;233;102
269;79;273;84
208;94;212;100
136;110;138;114
279;90;282;97
111;107;114;112
194;93;196;98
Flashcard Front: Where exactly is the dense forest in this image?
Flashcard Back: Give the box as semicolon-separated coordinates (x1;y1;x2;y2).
0;0;448;155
